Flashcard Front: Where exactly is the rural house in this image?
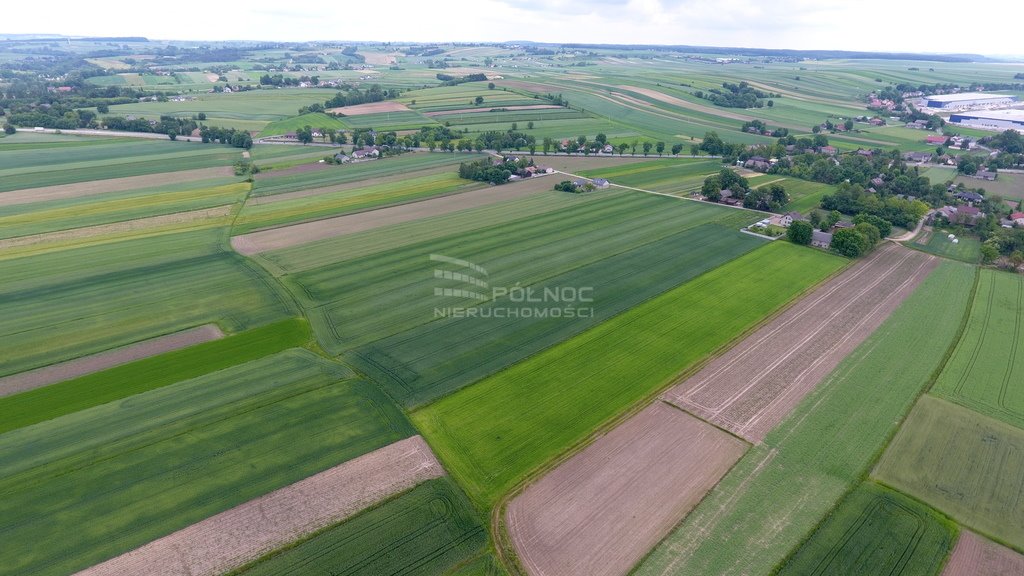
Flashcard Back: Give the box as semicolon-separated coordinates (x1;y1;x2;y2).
811;230;833;248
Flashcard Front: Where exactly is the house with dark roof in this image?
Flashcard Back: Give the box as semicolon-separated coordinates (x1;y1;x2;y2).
974;171;997;181
903;151;932;163
811;230;833;248
592;178;610;188
955;205;983;225
954;190;984;203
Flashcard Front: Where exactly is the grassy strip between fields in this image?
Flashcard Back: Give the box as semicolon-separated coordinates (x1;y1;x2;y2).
874;395;1024;553
413;241;845;509
0;349;413;576
0;318;310;434
774;482;957;576
633;261;976;576
230;478;487;576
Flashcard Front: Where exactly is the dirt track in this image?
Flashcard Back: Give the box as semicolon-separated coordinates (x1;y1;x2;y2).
506;402;747;576
662;244;938;442
0;324;224;396
0;167;235;207
231;176;555;254
942;531;1024;576
75;436;444;576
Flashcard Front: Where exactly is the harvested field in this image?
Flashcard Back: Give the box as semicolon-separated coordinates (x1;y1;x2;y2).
942;531;1024;576
0;205;233;251
424;104;563;117
0;324;223;397
232;175;553;254
662;244;937;442
0;166;234;207
506;402;747;576
76;436;443;576
326;101;411;115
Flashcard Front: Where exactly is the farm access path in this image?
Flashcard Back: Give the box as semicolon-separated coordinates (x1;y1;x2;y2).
504;244;937;576
76;436;444;576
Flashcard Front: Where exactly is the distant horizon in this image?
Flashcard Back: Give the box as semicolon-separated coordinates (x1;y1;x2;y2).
4;0;1024;59
4;33;1023;63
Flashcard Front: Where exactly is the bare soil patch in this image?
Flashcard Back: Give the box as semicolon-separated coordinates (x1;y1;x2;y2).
0;205;233;250
0;325;224;397
360;52;401;66
424;104;562;117
507;402;746;576
232;176;554;254
326;101;411;116
75;436;444;576
0;167;234;208
662;244;938;442
204;73;219;82
942;531;1024;576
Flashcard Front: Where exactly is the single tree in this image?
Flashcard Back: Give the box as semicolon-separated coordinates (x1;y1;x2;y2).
787;220;813;245
656;141;665;156
671;143;683;156
642;141;653;156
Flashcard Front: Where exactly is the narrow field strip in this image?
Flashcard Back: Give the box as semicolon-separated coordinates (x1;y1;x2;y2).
0;324;223;397
0;205;234;251
0;166;235;207
662;244;937;442
231;176;554;254
75;436;443;576
941;531;1024;576
506;402;747;576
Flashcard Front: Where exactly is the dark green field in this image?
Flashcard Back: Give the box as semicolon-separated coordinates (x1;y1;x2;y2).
234;479;487;576
776;482;956;576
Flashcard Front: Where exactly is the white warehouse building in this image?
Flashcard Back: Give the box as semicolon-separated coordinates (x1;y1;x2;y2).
949;109;1024;132
925;92;1017;110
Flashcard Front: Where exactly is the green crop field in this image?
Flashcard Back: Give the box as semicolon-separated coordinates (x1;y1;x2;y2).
931;270;1024;427
0;318;310;434
413;242;844;507
776;482;956;576
954;173;1024;201
635;261;975;576
576;158;723;195
234;171;481;233
0;179;247;240
874;395;1024;552
0;349;413;576
0;134;240;192
349;223;762;408
233;478;487;576
249;152;473;197
339;110;436;131
0;229;294;377
771;176;838;213
259;112;347;136
99;89;342;131
908;228;982;263
254;189;618;275
282;190;762;356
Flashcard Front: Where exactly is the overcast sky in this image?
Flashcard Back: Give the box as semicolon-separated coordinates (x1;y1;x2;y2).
6;0;1023;58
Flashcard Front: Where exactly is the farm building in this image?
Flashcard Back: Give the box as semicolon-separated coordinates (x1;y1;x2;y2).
926;92;1017;110
811;230;833;248
1012;212;1024;226
924;135;947;145
954;190;984;203
949;109;1024;132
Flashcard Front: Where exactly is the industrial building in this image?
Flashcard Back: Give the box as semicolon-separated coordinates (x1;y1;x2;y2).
925;92;1017;110
949;109;1024;132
